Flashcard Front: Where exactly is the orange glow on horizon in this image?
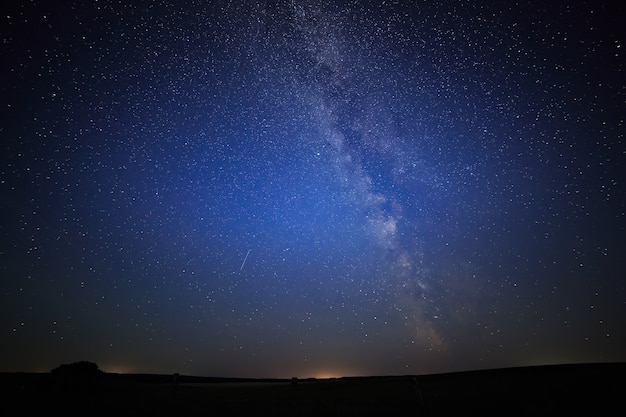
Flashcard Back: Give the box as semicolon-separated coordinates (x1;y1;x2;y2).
306;368;364;379
101;364;134;374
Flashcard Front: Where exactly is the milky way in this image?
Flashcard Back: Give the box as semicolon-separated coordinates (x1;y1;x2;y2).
1;1;625;378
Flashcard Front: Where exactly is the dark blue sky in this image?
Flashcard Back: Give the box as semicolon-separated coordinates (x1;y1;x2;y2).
1;0;625;378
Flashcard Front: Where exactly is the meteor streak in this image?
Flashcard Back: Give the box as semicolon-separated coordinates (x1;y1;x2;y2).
239;249;251;271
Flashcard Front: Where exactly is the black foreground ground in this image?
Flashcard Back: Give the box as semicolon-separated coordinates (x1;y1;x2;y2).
2;362;624;416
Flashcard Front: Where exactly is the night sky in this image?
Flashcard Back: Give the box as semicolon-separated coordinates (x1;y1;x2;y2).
1;0;625;379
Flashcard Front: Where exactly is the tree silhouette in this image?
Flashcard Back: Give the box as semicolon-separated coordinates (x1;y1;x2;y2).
51;361;103;394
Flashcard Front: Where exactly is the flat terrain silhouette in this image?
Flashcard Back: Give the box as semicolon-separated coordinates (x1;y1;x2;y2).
2;362;624;416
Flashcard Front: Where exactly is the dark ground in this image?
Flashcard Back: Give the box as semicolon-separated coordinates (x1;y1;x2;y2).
1;362;624;416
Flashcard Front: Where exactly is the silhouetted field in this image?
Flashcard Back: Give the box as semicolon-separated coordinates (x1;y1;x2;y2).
1;362;624;416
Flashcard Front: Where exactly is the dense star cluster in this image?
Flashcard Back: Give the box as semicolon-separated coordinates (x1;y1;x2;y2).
1;1;624;378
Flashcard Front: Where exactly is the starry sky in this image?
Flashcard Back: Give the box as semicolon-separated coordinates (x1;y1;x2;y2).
1;0;625;379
